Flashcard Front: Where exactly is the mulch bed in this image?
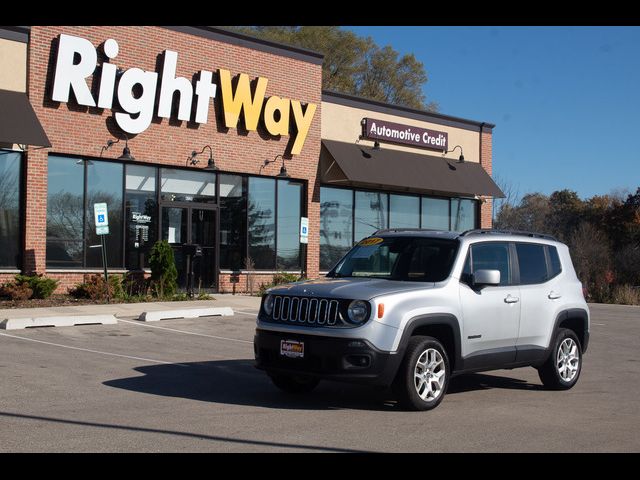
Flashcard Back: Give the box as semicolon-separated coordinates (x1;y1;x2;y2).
0;295;109;309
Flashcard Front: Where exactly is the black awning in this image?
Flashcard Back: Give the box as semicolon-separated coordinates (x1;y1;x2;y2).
0;89;51;147
320;139;504;198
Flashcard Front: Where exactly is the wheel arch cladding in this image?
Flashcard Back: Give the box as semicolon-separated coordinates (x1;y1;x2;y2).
402;314;461;372
556;309;589;353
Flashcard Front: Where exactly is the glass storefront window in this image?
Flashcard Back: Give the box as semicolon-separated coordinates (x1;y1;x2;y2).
46;156;85;268
354;190;388;242
0;151;22;268
248;177;276;269
422;197;450;230
160;168;216;203
276;180;302;270
320;187;353;271
389;194;420;229
125;164;157;269
219;174;247;270
85;161;124;268
451;198;477;232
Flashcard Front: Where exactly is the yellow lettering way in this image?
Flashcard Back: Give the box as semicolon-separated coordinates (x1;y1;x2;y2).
263;96;290;136
290;100;317;155
219;69;268;131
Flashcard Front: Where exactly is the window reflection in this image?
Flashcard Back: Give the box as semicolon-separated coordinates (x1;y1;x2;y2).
354;191;388;242
248;177;276;269
320;187;353;271
276;180;302;270
451;198;476;232
160;168;216;203
0;151;21;268
389;194;420;229
219;174;247;270
422;197;450;230
125;164;157;269
86;161;124;268
46;156;85;268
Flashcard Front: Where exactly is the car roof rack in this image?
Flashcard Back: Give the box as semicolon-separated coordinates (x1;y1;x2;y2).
373;228;446;235
458;228;558;241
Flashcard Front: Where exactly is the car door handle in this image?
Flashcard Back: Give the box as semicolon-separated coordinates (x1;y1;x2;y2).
504;295;520;304
548;291;562;300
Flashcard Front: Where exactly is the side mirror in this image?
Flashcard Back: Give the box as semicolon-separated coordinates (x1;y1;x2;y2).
473;269;501;288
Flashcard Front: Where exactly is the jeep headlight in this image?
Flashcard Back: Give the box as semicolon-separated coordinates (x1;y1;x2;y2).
347;300;369;325
263;294;274;316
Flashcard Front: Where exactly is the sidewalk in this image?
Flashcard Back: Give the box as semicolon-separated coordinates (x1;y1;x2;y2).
0;294;262;320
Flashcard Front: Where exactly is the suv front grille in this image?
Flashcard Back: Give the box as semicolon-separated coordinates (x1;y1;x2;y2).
269;295;345;327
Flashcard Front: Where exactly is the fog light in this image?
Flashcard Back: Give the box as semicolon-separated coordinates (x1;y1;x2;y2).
345;354;371;368
347;340;366;348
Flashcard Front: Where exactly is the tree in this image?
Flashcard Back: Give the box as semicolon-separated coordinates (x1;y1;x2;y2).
227;26;437;111
494;192;550;233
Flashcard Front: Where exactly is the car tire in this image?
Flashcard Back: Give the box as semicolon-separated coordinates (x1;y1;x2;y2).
537;328;582;390
268;372;320;394
393;336;450;411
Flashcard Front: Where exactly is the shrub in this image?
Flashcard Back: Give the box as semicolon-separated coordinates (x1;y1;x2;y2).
149;240;178;298
69;274;116;301
0;282;33;300
610;285;640;306
14;274;59;299
0;274;58;300
258;272;303;296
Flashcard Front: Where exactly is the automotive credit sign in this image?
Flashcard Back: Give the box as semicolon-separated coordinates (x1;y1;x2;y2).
362;118;448;152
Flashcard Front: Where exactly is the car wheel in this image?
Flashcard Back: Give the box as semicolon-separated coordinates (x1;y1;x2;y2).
537;328;582;390
268;372;320;394
393;336;450;411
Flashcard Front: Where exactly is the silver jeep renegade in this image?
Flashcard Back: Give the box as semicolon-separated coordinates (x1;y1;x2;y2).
254;229;590;411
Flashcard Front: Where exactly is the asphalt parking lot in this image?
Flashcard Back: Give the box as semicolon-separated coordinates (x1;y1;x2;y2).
0;303;638;452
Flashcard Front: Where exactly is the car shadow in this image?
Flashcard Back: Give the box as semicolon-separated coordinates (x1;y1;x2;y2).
447;372;544;394
104;360;544;412
103;359;398;412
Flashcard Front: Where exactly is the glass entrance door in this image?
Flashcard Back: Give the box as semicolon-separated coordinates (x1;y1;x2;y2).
161;206;217;292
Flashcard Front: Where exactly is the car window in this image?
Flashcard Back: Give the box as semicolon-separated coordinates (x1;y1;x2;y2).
516;243;549;284
330;237;459;282
470;242;511;286
548;246;562;278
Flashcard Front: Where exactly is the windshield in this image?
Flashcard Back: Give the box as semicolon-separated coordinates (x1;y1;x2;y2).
328;236;459;282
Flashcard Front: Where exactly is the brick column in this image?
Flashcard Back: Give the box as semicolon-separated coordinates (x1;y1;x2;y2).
479;130;493;229
23;148;48;274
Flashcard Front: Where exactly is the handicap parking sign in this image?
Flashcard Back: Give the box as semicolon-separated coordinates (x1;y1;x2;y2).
94;203;109;234
300;217;309;244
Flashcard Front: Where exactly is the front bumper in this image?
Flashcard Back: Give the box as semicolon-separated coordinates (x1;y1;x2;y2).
254;328;402;387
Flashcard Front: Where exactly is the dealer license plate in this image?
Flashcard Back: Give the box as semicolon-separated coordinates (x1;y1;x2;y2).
280;340;304;358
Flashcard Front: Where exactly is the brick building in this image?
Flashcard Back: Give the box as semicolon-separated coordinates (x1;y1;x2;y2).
0;26;502;294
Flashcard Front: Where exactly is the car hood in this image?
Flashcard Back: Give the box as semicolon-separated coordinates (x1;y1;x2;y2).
266;277;435;300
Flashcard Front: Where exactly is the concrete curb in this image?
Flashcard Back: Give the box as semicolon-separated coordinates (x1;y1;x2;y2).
138;307;234;322
0;314;118;330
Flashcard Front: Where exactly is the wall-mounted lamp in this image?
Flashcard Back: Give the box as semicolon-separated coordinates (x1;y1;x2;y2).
474;194;488;204
100;134;135;161
187;145;217;171
262;154;290;178
443;145;464;163
373;141;381;150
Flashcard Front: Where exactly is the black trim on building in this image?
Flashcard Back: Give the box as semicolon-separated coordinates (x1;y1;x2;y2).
322;90;495;134
0;26;29;43
163;26;324;65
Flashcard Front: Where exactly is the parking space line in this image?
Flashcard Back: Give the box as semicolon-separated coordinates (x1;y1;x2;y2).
233;310;259;316
117;319;253;344
0;332;191;367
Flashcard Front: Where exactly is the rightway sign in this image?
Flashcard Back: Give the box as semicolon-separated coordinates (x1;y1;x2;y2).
94;202;109;235
362;117;448;152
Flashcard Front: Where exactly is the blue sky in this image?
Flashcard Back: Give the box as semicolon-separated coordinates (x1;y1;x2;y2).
347;26;640;201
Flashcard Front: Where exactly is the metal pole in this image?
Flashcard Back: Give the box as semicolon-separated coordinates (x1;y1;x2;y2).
101;234;110;303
